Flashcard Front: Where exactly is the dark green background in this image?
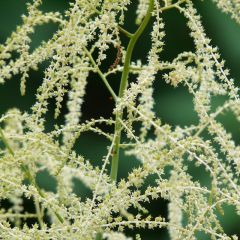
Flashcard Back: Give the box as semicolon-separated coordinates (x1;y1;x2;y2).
0;1;240;239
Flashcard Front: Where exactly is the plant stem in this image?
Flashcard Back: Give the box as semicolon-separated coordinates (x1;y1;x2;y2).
110;0;154;182
83;46;117;101
0;128;14;155
161;0;188;12
118;26;133;38
95;232;103;240
34;199;44;229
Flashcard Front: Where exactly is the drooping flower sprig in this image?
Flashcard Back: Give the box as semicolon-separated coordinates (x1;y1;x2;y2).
0;0;240;239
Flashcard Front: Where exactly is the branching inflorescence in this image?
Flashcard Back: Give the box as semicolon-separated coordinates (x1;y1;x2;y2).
0;0;240;239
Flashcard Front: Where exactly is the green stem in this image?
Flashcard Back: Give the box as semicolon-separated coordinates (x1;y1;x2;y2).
118;26;133;38
0;128;14;155
83;46;117;101
34;199;44;229
95;232;103;240
0;128;64;224
110;0;154;182
161;0;188;11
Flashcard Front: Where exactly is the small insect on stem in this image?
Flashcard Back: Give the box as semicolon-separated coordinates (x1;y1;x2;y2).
109;45;122;71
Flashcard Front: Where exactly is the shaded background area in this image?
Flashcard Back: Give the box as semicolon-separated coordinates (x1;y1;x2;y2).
0;1;240;239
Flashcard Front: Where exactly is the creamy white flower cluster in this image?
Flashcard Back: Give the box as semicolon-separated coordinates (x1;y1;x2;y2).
0;0;240;239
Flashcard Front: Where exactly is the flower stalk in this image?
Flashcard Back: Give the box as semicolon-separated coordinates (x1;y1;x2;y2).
110;0;154;182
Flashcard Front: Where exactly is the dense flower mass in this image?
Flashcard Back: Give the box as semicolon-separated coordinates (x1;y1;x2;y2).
0;0;240;239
